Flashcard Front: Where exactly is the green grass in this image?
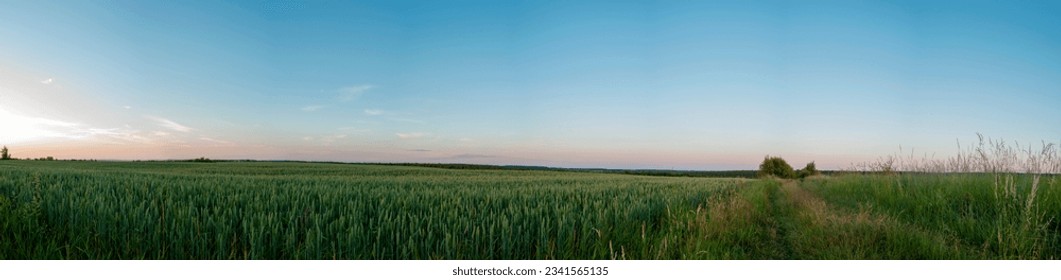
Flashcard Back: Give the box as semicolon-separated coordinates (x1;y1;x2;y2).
800;173;1061;259
2;161;1059;259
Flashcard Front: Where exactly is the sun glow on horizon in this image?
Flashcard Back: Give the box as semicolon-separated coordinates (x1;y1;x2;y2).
0;108;84;144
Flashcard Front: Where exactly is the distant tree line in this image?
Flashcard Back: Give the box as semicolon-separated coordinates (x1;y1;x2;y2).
189;157;214;163
2;144;824;180
386;163;761;178
0;146;88;161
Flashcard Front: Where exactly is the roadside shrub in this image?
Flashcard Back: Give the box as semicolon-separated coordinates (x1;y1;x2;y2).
758;156;795;179
796;162;820;179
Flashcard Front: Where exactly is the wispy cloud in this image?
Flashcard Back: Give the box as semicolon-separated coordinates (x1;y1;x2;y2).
147;116;192;132
199;137;232;145
338;85;374;101
407;149;432;152
301;105;325;112
93;127;146;141
0;110;79;143
32;117;79;128
396;132;426;139
301;134;350;145
40;78;54;84
323;134;347;142
123;105;132;110
364;109;385;116
0;109;149;144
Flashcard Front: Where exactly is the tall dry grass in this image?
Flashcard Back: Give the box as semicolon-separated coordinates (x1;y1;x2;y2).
843;133;1061;258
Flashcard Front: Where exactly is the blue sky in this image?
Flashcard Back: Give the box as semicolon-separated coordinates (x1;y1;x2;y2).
1;0;1060;169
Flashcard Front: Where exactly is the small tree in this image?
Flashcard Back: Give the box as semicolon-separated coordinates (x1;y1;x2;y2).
191;157;213;163
1;146;10;160
796;161;820;179
758;156;795;179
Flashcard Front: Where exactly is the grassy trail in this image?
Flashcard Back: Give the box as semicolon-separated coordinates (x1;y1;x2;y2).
763;180;796;259
778;179;978;259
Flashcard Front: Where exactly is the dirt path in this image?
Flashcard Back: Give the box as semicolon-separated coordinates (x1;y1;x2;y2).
776;179;904;258
780;180;891;229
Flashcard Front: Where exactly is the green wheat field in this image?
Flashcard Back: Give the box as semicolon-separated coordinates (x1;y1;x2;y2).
1;157;1058;259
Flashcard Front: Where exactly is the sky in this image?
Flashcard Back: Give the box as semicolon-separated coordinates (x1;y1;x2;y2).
1;0;1060;170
